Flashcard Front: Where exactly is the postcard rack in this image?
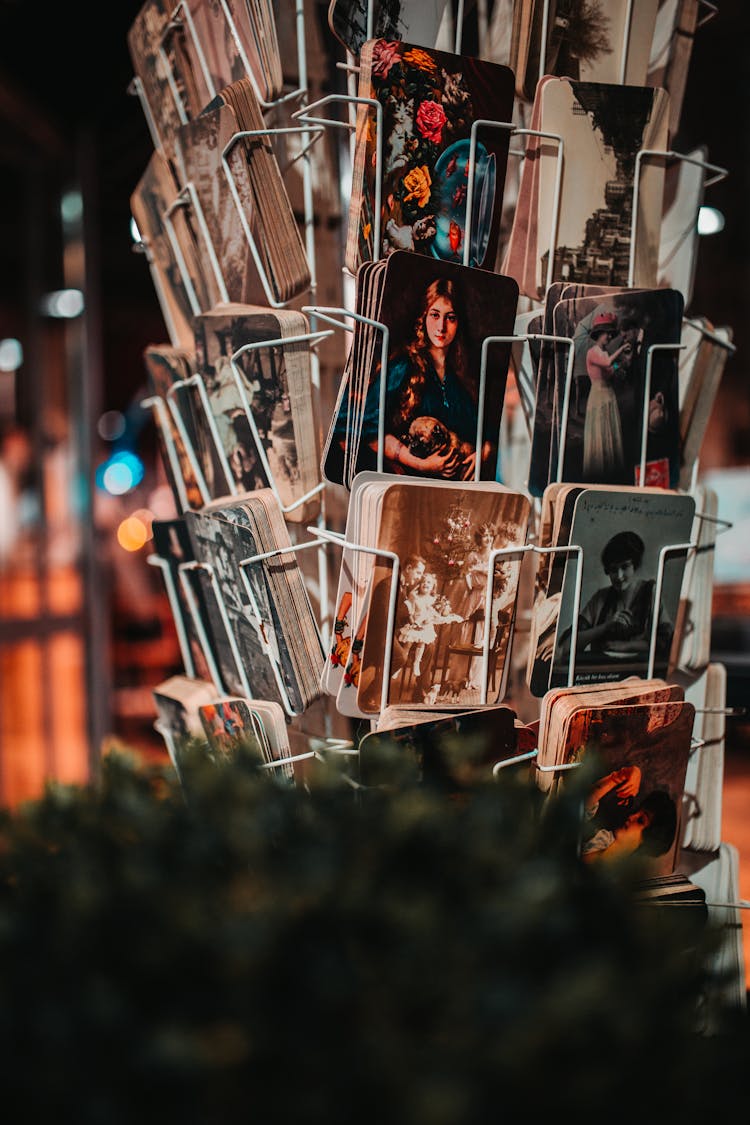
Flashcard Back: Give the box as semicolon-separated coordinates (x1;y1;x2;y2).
135;2;736;793
133;0;340;653
151;119;321;311
144;327;331;515
148;530;331;718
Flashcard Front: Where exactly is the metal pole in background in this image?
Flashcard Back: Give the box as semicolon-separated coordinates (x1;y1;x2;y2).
75;126;112;775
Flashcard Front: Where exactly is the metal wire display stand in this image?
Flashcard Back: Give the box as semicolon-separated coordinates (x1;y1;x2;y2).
130;0;358;770
133;2;742;810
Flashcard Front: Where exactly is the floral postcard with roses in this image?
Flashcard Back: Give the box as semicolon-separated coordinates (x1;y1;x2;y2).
345;38;515;274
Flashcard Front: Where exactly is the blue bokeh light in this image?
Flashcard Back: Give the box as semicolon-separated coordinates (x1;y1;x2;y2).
95;450;145;495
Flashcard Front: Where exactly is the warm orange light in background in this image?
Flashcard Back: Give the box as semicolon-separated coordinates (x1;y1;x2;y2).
117;514;151;552
0;566;90;807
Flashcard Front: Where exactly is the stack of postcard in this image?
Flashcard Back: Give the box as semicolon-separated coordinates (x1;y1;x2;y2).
526;485;696;696
323;473;530;717
183;490;325;715
128;0;284;156
174;77;310;306
186;0;284;104
510;0;660;103
678;842;747;1027
130;149;217;347
358;704;537;790
535;682;695;882
523;284;684;495
344;38;515;274
534;677;686;793
152;677;296;783
322;250;519;488
512;290;731;497
143;344;207;512
198;696;294;780
190;304;321;521
681;663;727;854
151;516;218;687
152;672;222;773
502;77;670;303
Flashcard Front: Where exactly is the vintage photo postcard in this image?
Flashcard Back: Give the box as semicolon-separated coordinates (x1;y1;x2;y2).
192;305;321;520
505;77;670;301
548;486;696;690
324;252;519;488
545;288;684;493
564;698;694;880
354;478;530;712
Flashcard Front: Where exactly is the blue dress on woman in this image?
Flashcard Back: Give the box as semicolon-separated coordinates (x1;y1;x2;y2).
355;353;479;474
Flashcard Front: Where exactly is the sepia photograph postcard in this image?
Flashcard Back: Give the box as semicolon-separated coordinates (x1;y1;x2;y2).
549;486;696;689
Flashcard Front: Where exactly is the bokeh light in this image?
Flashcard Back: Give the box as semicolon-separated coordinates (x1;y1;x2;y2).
95;451;145;495
117;515;150;552
40;288;85;319
0;338;23;372
697;206;725;235
97;410;126;441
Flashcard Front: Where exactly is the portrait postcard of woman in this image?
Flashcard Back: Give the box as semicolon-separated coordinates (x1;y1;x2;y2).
547;486;696;691
526;286;683;496
562;699;694;880
323;251;519;488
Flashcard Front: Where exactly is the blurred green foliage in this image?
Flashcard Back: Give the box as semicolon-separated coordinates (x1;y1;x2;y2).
0;738;746;1124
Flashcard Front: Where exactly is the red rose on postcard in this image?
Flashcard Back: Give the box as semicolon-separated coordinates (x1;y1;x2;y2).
416;100;446;144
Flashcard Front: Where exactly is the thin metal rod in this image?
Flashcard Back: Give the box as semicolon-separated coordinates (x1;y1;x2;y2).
638;342;685;486
629;149;729;287
148;554;196;677
177;562;224;691
140;394;191;512
647;541;696;678
531;543;585;687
